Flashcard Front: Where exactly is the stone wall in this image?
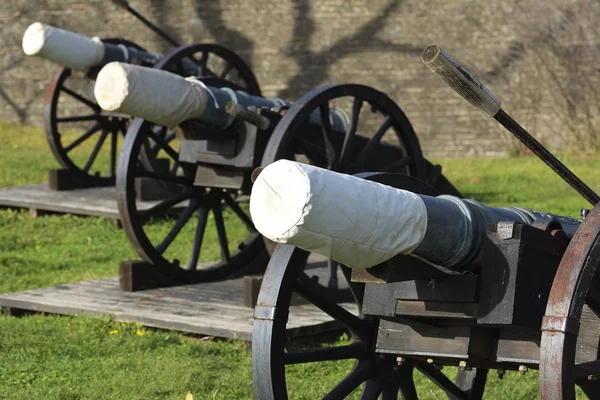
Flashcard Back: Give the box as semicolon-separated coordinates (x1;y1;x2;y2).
0;0;595;157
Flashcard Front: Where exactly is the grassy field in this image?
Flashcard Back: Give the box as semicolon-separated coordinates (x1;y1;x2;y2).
0;120;597;399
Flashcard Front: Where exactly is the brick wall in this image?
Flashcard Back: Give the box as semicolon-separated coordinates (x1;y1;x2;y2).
0;0;594;157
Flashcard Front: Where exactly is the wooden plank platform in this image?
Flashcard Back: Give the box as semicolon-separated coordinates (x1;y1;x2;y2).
0;275;357;341
0;184;171;220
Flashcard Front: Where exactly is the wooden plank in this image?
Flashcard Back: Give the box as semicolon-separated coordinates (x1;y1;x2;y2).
376;318;471;359
0;184;185;219
576;305;600;364
48;169;108;191
243;275;263;308
119;260;183;291
0;277;357;341
395;300;478;319
495;327;541;365
496;305;600;365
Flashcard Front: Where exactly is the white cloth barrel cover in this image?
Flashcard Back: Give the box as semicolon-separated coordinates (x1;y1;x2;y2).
250;160;428;269
22;22;105;70
94;62;210;127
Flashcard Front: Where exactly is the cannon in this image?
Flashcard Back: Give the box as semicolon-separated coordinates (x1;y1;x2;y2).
92;59;459;283
23;0;260;187
249;46;600;399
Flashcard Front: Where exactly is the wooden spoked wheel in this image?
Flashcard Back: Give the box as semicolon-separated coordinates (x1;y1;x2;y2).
539;202;600;399
260;83;427;291
262;83;425;178
44;38;145;186
116;44;265;283
155;42;261;96
252;173;488;399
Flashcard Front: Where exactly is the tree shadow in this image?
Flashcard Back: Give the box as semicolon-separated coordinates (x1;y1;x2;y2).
0;4;37;124
192;1;255;64
279;0;422;98
480;7;578;81
147;0;184;51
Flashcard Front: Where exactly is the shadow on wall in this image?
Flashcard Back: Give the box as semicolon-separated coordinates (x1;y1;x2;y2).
279;0;422;98
148;0;184;51
0;1;107;124
192;0;421;98
193;1;255;65
0;3;38;123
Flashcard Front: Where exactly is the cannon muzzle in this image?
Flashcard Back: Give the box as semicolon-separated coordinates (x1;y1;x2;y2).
421;44;501;118
95;62;210;127
23;22;105;70
250;160;580;271
22;22;160;71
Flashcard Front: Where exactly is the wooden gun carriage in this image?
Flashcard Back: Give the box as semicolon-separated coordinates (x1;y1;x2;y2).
25;0;260;188
249;46;600;399
93;57;459;284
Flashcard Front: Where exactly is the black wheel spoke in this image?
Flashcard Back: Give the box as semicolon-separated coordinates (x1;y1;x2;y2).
339;98;363;169
324;361;373;400
414;362;468;400
396;363;418;400
183;55;201;70
284;342;369;365
156;199;200;254
139;189;194;220
577;378;600;399
164;132;176;144
294;137;327;166
198;52;209;76
83;129;109;173
213;204;231;263
455;368;487;399
64;122;101;153
174;61;186;76
361;378;382;400
119;119;129;136
110;130;118;178
380;156;412;172
146;129;180;163
295;273;367;337
381;380;401;400
574;360;600;381
61;86;100;111
327;259;339;289
169;161;181;175
152;127;169;160
219;62;233;79
223;195;255;232
186;206;209;270
56;114;100;123
357;116;392;170
319;102;337;169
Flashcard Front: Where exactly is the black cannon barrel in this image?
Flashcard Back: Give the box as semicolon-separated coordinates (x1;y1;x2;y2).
94;62;349;131
249;160;581;272
99;41;161;69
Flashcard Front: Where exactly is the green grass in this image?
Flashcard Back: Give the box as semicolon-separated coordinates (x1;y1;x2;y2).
0;120;597;399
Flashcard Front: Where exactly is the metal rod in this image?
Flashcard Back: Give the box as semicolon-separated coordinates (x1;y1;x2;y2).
113;0;181;47
494;109;600;205
422;44;600;206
